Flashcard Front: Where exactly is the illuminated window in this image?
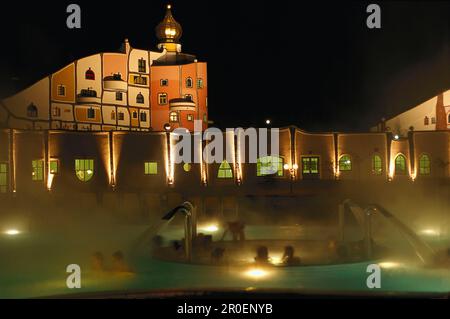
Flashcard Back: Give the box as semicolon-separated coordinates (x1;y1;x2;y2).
339;155;352;171
158;93;168;105
138;58;146;73
419;154;431;175
160;79;168;86
116;92;123;101
144;162;157;175
85;68;95;80
197;78;203;89
372;155;382;175
183;163;191;172
75;159;94;182
140;112;147;122
186;77;193;88
187;114;194;121
169;111;178;122
136;93;144;104
27;103;38;118
302;157;319;177
32;160;44;181
52;106;61;117
49;160;59;174
218;160;233;179
203;114;207;123
257;156;283;177
57;85;66;96
394;154;406;175
0;163;8;193
87;108;95;119
133;75;147;85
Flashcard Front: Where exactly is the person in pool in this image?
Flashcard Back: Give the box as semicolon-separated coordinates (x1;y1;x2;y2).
254;246;271;264
91;251;105;272
111;250;133;273
220;221;246;241
282;246;301;265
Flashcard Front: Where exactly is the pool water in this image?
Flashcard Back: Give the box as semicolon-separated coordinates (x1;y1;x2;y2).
0;223;449;298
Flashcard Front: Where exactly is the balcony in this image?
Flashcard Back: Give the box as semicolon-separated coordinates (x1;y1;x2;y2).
169;98;196;111
103;74;127;92
77;89;101;104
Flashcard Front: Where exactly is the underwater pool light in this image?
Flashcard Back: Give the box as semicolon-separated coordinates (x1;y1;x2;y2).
378;261;401;269
4;229;20;236
420;229;439;236
199;224;219;232
245;268;268;279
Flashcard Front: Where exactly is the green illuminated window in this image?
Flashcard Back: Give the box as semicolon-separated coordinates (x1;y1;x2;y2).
257;156;283;177
144;162;158;175
75;159;94;182
419;154;430;175
302;157;319;175
49;160;59;174
395;154;406;175
218;160;233;179
339;155;352;171
0;163;8;193
32;160;44;181
372;155;382;175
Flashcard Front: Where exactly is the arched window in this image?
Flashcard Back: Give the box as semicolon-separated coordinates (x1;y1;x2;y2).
257;156;283;177
169;111;178;122
394;154;406;175
218;160;233;179
419;154;431;175
27;103;38;118
339;155;352;171
186;77;193;88
85;68;95;80
372;155;382;175
75;159;94;182
136;93;144;104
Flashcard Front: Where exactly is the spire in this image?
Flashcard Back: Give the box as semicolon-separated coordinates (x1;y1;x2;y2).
155;4;183;52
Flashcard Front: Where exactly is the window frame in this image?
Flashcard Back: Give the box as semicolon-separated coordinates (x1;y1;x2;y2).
158;93;168;105
136;93;145;104
186;77;193;88
75;159;95;182
32;159;44;181
394;154;407;175
57;85;66;97
160;79;169;86
169;111;179;123
418;154;431;175
256;156;284;177
372;154;382;175
338;154;352;171
218;160;233;179
0;162;8;193
144;161;158;175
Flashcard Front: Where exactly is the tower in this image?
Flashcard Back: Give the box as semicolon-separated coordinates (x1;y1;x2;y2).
155;4;183;53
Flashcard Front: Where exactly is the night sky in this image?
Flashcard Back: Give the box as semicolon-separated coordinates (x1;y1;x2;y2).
0;1;448;131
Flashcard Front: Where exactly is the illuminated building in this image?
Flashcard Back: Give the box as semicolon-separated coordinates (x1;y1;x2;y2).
0;5;208;133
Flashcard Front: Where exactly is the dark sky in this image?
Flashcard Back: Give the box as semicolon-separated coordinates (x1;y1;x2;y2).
0;1;448;131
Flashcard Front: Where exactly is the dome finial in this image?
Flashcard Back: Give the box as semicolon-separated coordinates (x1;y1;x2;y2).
155;4;183;52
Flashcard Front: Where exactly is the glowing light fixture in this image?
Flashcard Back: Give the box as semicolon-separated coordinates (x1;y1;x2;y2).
379;261;401;269
283;163;290;170
245;268;269;279
420;229;439;236
265;119;271;125
4;229;20;236
292;163;298;170
393;134;399;140
199;224;219;232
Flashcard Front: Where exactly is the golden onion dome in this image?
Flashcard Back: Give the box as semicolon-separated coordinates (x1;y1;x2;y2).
155;4;182;44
